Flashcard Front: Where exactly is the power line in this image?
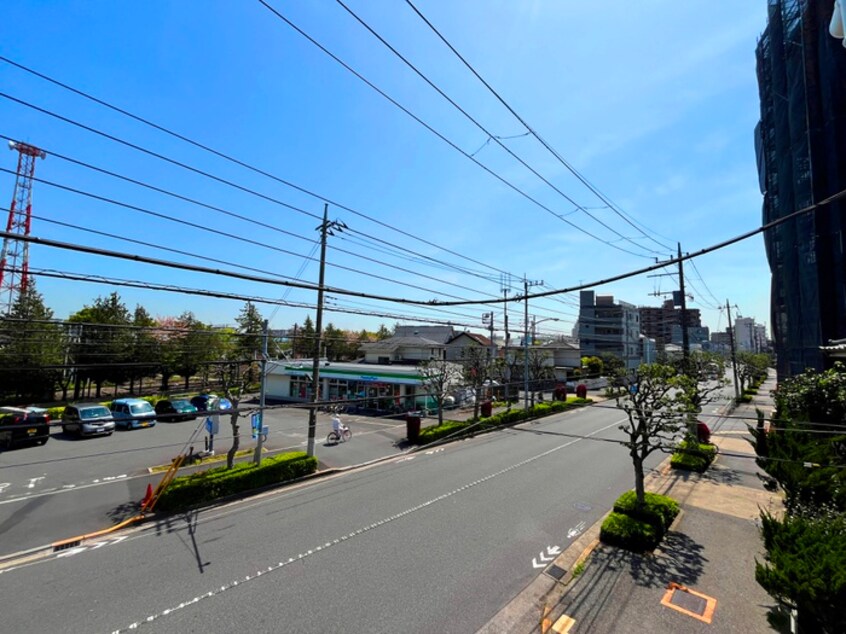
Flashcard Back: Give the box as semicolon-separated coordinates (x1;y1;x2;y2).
254;1;653;260
0;56;517;280
331;0;663;258
402;0;676;255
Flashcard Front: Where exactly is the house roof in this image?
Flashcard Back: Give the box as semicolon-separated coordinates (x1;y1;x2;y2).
446;332;492;346
359;335;446;351
540;340;580;350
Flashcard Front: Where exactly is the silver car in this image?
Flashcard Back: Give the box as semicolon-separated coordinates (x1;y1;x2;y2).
62;403;115;437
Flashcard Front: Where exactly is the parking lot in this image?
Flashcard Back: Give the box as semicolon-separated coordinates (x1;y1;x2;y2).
0;401;421;556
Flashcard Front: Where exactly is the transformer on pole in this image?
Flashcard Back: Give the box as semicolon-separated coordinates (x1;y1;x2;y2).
0;141;46;315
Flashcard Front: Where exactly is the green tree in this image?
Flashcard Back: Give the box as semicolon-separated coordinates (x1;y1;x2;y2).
375;323;392;341
292;316;315;358
751;364;846;632
616;363;690;505
581;355;603;378
235;302;263;361
0;284;62;402
128;305;158;395
756;511;846;634
69;292;133;398
597;352;625;379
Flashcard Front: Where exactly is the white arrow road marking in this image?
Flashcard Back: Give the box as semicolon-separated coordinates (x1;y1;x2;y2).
27;477;45;489
396;457;416;463
56;546;87;559
0;483;10;495
567;521;586;540
532;558;546;569
547;545;562;556
538;552;554;563
424;448;445;455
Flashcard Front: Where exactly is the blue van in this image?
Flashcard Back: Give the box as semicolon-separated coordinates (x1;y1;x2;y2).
111;398;157;430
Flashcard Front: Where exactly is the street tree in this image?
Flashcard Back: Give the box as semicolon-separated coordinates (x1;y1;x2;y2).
616;363;690;505
736;351;771;392
460;345;493;419
214;357;261;469
418;358;463;425
526;347;553;406
675;351;729;436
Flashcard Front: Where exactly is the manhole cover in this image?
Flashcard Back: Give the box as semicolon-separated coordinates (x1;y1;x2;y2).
660;583;716;623
573;502;592;512
669;588;707;615
545;564;567;580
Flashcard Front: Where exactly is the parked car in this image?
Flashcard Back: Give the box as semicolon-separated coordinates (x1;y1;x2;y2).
110;398;157;430
0;406;51;449
190;394;233;412
61;403;115;437
154;399;198;422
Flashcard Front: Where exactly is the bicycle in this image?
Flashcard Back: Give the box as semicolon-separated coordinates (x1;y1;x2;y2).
326;425;352;444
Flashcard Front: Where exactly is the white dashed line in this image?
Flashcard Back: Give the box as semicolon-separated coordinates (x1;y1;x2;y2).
110;418;622;632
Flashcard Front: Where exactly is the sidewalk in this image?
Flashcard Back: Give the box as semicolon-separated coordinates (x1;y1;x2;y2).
479;372;783;634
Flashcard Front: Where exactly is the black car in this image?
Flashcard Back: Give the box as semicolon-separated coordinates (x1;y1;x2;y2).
189;394;232;412
154;399;198;422
0;407;51;449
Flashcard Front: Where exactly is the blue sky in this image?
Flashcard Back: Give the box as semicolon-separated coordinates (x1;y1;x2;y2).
0;1;771;339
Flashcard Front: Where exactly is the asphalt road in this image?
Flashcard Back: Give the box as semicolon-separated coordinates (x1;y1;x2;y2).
0;403;667;633
0;405;411;556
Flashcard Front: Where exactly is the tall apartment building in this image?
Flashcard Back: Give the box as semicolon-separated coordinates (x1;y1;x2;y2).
639;299;702;345
579;291;641;370
735;317;769;353
756;0;846;377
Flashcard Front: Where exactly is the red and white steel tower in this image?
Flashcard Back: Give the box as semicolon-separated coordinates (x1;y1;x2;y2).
0;141;46;315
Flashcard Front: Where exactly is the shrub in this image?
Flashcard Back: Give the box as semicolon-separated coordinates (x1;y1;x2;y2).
600;512;658;551
156;451;318;512
671;440;717;473
736;394;753;404
613;490;680;538
418;421;468;443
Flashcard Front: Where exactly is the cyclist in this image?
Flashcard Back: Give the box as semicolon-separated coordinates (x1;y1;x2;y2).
332;414;349;439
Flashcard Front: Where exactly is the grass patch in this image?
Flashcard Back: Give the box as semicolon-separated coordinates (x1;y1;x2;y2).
572;560;586;577
671;440;717;473
155;451;317;512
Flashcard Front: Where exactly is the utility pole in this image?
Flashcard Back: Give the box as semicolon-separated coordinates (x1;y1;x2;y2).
501;274;511;400
523;277;543;410
254;319;269;464
677;243;690;370
307;205;346;458
726;299;740;401
482;311;495;360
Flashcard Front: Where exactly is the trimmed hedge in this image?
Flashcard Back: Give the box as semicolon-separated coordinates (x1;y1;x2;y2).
613;490;680;539
600;512;658;551
417;421;469;443
416;397;593;445
671;440;717;473
156;451;318;512
736;394;753;404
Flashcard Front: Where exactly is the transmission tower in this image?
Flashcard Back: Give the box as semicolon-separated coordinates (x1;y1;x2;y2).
0;141;46;315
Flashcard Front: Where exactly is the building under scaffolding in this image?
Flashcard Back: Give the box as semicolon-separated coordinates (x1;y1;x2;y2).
755;0;846;378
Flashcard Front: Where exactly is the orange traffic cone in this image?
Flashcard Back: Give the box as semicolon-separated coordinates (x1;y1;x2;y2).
140;483;154;508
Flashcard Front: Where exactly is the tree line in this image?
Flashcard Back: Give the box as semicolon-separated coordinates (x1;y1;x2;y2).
0;285;396;405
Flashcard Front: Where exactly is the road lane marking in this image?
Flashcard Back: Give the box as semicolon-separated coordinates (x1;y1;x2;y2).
109;417;625;633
